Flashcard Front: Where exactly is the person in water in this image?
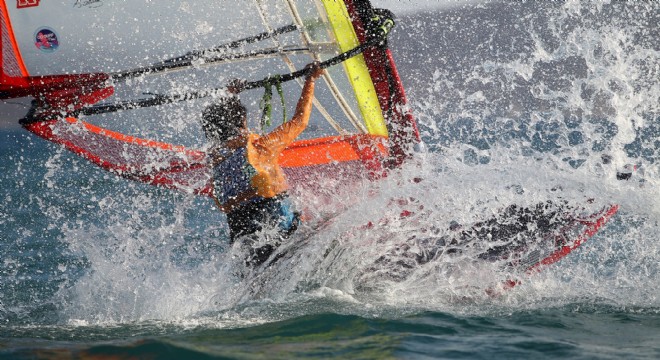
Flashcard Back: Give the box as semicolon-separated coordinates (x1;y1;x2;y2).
202;63;324;267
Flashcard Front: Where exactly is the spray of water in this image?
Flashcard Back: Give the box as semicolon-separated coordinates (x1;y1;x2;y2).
4;1;655;326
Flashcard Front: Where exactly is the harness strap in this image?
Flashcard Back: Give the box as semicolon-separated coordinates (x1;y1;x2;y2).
260;75;287;131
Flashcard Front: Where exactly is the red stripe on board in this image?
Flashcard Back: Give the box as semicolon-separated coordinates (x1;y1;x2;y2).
487;204;619;297
526;204;620;273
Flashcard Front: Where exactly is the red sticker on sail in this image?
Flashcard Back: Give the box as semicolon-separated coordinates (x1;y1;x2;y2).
17;0;40;8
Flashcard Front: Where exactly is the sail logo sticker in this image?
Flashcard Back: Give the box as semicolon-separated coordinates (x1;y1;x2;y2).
34;28;59;52
17;0;40;8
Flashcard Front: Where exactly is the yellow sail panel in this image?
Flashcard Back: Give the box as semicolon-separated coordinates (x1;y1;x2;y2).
321;0;388;137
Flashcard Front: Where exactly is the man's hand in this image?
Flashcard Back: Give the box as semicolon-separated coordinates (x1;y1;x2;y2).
305;62;324;81
227;78;247;94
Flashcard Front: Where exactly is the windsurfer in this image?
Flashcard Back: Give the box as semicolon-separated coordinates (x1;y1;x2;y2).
202;63;324;267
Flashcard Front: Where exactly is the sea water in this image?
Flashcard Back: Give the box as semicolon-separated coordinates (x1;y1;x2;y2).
1;1;659;358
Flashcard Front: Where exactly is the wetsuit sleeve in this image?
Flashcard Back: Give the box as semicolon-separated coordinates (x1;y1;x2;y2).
256;76;317;152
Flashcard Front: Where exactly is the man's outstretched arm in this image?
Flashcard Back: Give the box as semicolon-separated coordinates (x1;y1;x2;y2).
258;63;324;151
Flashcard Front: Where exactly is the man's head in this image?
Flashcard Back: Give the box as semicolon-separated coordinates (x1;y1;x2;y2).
201;96;247;142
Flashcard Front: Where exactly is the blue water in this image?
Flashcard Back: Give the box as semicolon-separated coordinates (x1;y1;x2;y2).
1;2;659;359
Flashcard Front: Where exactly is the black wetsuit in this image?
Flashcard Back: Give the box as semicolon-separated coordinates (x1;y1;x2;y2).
226;194;300;266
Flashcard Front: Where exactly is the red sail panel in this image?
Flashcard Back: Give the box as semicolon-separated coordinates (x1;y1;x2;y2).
0;0;29;92
23;118;213;196
23;117;389;197
345;0;421;165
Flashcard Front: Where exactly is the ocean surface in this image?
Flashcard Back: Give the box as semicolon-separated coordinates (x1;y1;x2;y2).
1;1;659;359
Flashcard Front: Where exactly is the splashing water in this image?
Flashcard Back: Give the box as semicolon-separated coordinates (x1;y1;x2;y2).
1;1;658;330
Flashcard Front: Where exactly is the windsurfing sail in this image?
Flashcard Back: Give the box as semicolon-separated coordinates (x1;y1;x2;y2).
1;0;420;197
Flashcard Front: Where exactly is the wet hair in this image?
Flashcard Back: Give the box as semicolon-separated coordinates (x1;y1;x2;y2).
201;96;247;142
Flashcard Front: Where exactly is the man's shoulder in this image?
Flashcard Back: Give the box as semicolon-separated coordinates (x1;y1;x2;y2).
247;133;269;151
